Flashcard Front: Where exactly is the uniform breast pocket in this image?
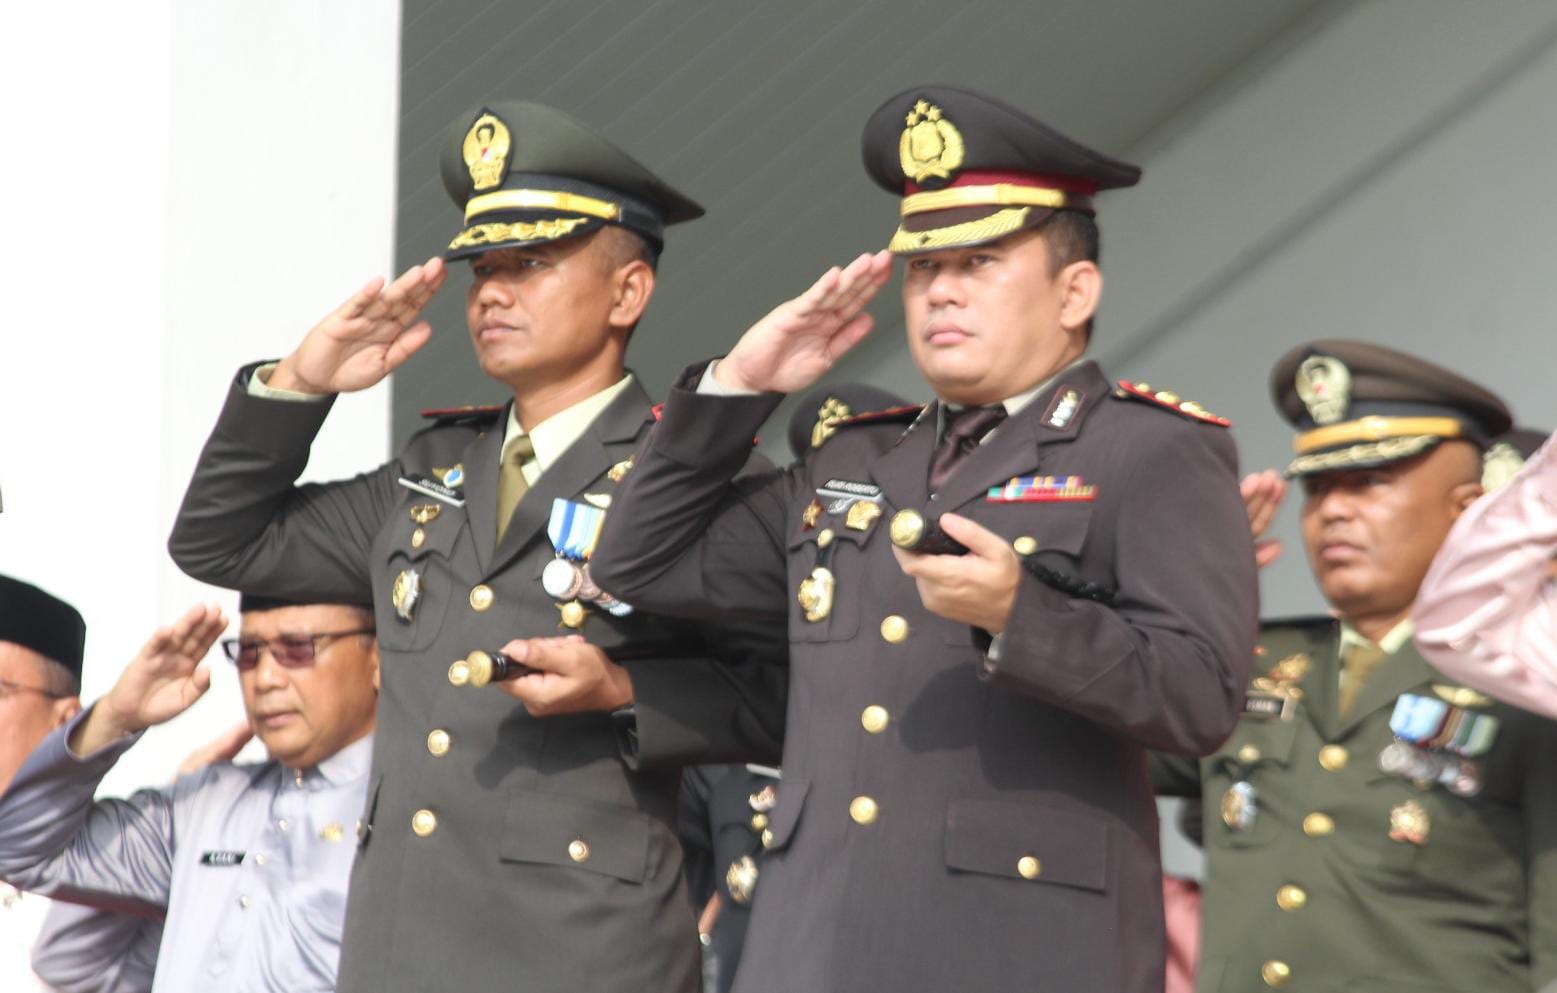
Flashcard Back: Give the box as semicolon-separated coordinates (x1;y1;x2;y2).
374;508;465;653
785;520;870;643
943;798;1109;893
500;790;653;884
1204;713;1303;850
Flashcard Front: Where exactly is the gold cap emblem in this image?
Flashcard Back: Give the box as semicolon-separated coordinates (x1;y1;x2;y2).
463;113;512;192
1295;355;1351;426
899;100;965;185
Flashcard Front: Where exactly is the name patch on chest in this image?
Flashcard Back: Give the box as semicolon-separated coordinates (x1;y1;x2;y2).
397;475;466;507
199;850;247;867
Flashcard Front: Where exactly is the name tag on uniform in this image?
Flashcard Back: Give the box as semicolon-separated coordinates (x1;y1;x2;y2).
397;475;465;507
1243;691;1295;721
199;851;247;867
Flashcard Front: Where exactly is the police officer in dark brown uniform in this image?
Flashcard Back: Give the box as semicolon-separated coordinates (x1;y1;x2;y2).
591;85;1259;993
1155;340;1557;992
169;101;785;993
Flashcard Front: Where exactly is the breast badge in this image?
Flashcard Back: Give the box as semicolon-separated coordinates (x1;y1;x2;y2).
1388;800;1430;846
391;569;422;622
1221;781;1257;833
797;567;835;622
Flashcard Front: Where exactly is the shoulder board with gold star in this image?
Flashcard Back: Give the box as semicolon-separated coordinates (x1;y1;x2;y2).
832;404;927;430
420;404;505;428
1111;381;1230;427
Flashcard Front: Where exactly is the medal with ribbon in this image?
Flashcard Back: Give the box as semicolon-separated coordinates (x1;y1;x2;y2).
543;498;632;617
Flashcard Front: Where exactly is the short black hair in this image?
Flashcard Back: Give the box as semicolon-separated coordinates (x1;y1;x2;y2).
1040;211;1100;338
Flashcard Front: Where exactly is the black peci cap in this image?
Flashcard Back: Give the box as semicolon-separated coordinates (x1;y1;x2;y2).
0;575;86;682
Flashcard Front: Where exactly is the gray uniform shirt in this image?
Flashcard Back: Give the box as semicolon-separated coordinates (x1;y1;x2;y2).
0;709;372;993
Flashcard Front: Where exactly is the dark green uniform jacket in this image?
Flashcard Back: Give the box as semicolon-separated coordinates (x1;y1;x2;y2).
169;366;786;993
1154;617;1557;993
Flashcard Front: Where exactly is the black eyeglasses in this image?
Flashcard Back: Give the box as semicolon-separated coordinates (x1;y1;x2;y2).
221;629;374;670
0;677;67;701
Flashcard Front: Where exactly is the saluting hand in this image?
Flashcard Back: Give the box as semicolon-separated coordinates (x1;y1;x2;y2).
714;251;894;394
495;635;635;717
1242;469;1288;570
892;514;1021;634
71;604;229;757
268;257;449;395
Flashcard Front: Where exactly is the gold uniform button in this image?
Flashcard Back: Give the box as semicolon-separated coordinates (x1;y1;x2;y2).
411;809;438;837
1261;960;1291;987
469;584;494;611
1017;855;1042;880
880;615;909;643
1319;745;1349;771
1012;535;1038;556
817;528;835;549
750;813;770;831
447;660;472;686
1303;812;1334;837
1237;744;1261;763
427;729;451;757
1276;884;1307;911
567;839;590;863
861;705;890;734
761;828;774;848
411;527;426;549
849;795;879;825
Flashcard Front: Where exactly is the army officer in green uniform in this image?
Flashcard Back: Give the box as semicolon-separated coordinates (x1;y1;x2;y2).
169;101;785;993
1155;340;1557;992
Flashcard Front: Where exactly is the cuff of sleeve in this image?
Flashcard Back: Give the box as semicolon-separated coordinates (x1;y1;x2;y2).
218;363;338;457
61;705;145;764
653;365;784;469
696;360;762;397
246;362;332;402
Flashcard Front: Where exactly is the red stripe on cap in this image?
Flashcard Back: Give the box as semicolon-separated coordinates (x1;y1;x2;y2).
904;170;1100;196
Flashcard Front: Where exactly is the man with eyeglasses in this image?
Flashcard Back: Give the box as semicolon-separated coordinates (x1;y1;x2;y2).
0;593;379;993
1;573;163;993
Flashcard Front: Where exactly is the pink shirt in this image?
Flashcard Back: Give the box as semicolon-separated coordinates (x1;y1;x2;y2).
1414;434;1557;717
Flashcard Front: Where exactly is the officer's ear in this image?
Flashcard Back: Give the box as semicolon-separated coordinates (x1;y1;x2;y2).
1056;259;1101;336
368;640;381;693
50;695;82;730
1448;481;1483;521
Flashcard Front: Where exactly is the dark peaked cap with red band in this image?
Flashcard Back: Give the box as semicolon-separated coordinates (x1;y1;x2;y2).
862;85;1141;254
1270;339;1511;478
0;574;86;681
441;100;704;261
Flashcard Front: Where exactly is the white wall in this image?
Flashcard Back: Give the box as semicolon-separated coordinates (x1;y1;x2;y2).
0;0;401;796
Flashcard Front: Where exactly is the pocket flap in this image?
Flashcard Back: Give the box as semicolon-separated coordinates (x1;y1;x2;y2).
760;779;809;853
944;798;1109;892
500;791;651;883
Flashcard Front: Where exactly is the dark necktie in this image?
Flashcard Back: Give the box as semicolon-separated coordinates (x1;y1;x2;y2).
928;405;1007;494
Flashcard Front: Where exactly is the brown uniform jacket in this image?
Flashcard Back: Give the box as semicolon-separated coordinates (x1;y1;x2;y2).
591;359;1259;993
169;366;787;993
1153;618;1557;993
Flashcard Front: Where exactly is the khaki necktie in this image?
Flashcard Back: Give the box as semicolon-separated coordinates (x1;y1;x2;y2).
1338;641;1389;716
495;435;535;544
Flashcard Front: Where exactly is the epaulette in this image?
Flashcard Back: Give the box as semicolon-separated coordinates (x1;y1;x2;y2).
1259;614;1336;634
832;404;927;431
1111;381;1230;427
420;404;505;428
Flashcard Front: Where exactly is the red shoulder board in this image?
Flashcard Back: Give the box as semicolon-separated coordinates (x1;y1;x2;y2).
420;403;505;427
1112;381;1231;427
833;404;927;429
